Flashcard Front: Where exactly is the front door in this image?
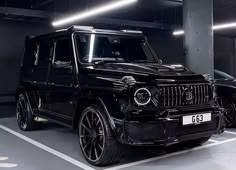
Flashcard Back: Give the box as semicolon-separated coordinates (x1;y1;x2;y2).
48;36;76;124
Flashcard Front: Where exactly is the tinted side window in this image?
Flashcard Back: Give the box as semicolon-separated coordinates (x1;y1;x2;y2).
36;40;54;66
54;38;72;63
22;39;37;75
50;37;74;85
32;39;53;83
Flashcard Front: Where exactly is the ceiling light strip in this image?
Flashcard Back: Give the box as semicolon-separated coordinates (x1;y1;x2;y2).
52;0;138;27
173;21;236;36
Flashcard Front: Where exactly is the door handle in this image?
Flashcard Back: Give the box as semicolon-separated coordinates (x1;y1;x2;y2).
74;84;79;88
48;83;55;86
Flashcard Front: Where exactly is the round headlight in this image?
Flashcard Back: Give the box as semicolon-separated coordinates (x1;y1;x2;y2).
134;88;151;106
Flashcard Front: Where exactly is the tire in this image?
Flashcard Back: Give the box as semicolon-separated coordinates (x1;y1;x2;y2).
78;105;121;166
16;93;39;131
219;97;236;127
183;136;211;148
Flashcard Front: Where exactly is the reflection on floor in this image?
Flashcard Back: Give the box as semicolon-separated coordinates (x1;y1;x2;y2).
1;104;236;170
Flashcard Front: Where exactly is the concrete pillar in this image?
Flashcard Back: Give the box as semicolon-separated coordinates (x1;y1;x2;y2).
183;0;214;77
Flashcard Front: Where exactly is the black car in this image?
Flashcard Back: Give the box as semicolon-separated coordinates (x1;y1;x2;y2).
215;70;236;127
16;26;224;166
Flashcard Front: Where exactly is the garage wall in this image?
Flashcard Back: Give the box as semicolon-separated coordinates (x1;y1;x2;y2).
147;31;236;78
0;19;52;98
214;35;235;76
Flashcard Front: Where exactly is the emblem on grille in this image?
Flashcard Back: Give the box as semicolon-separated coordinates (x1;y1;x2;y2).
183;88;193;104
186;91;193;101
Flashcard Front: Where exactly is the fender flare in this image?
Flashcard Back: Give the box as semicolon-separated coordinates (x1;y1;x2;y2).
73;97;118;136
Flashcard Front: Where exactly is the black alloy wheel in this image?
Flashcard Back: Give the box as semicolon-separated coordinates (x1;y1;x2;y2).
16;94;37;131
78;105;121;166
219;98;236;127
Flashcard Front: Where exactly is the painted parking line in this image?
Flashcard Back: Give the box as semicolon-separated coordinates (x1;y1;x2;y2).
224;130;236;135
0;164;18;168
0;157;8;161
0;157;17;168
208;139;219;143
105;137;236;170
0;124;96;170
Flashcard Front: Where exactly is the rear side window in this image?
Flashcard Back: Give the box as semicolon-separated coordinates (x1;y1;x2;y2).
35;40;54;67
22;39;37;74
54;38;72;63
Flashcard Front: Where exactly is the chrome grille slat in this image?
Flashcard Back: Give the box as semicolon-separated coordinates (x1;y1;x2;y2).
178;86;181;106
163;88;166;107
200;85;203;104
194;85;197;105
171;87;174;107
203;85;206;103
175;87;178;106
206;85;209;102
197;85;200;104
167;87;170;107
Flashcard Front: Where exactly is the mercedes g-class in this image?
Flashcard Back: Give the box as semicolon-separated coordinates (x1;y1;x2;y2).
16;26;224;166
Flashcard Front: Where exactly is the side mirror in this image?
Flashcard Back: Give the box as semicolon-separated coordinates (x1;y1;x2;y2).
53;61;73;73
158;59;163;64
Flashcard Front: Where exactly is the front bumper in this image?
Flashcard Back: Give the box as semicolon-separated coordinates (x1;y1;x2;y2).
118;110;224;146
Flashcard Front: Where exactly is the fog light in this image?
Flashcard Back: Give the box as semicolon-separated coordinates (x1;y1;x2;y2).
134;88;151;106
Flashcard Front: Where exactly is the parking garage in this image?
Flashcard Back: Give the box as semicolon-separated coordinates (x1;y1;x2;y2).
1;0;236;170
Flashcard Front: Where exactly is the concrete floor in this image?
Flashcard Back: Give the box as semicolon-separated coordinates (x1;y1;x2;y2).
1;105;236;170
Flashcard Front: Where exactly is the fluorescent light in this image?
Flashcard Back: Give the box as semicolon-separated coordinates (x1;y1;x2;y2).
213;22;236;30
121;30;143;34
88;33;96;63
52;0;138;27
173;30;185;36
173;21;236;36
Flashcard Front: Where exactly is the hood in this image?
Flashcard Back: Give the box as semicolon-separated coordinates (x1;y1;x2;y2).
82;63;205;80
79;63;208;91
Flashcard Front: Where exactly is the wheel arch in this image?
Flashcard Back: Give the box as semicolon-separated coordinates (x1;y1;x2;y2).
16;86;37;113
16;86;26;99
73;97;117;134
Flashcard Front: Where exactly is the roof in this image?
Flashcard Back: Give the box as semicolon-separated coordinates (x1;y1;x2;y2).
29;25;144;41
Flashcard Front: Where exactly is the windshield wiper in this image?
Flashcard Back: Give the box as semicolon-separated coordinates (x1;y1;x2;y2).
94;60;117;65
132;60;157;63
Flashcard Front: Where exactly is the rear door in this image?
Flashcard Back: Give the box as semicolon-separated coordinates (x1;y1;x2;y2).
32;39;53;111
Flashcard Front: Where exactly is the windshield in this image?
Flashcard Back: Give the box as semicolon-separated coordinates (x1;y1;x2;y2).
76;33;158;64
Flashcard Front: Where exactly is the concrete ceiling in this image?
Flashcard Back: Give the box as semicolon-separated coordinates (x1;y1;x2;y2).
0;0;236;36
0;0;182;23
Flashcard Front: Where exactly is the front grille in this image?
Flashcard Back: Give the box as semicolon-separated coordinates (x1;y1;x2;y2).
158;84;212;108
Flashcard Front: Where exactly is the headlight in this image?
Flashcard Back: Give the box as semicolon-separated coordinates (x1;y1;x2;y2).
134;88;151;106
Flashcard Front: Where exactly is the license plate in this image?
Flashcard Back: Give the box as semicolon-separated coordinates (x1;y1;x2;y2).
182;113;211;126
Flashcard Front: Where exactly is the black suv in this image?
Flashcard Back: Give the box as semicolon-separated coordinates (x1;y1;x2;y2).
16;26;224;166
